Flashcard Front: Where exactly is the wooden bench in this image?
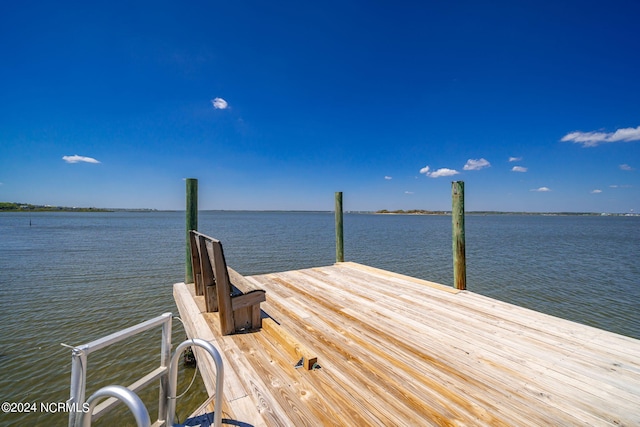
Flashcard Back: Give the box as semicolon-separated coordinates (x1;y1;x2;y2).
189;231;266;335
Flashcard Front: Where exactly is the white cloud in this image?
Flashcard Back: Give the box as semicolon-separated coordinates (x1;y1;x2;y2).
591;189;602;194
211;97;229;109
561;126;640;147
531;187;551;192
431;168;459;178
463;158;491;171
62;155;100;164
404;191;414;194
620;164;634;171
420;165;460;178
509;157;522;162
511;166;528;172
384;176;392;180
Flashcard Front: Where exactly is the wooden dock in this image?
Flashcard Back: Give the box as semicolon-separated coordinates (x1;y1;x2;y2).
174;261;640;426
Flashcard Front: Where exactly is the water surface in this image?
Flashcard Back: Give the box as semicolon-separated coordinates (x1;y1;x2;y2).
0;211;638;425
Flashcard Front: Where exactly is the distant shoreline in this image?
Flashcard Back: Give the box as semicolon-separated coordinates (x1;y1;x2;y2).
1;202;636;216
374;209;636;217
0;202;155;213
376;209;448;215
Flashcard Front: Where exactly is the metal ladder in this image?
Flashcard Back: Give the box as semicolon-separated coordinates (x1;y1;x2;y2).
67;313;224;427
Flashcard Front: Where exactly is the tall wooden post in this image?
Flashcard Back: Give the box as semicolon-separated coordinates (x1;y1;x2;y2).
186;178;198;284
335;192;344;263
452;181;466;290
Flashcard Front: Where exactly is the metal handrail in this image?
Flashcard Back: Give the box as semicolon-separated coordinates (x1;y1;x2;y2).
67;315;225;427
68;312;172;427
80;385;151;427
167;338;224;427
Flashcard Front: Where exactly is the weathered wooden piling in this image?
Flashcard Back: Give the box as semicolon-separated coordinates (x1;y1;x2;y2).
335;192;344;263
185;178;198;284
452;181;466;290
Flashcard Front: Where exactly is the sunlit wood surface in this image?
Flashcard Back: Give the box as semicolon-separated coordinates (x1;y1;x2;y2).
174;262;640;426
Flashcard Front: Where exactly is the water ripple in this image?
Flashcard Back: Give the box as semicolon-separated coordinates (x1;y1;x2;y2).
1;211;638;425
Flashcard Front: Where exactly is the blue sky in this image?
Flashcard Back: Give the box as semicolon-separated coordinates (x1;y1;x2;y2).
1;1;639;212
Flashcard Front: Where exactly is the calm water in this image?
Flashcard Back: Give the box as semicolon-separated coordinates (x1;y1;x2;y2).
0;211;638;426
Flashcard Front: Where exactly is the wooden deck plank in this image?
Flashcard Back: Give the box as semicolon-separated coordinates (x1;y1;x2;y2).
300;266;640;422
248;272;571;425
318;264;640;395
252;275;636;426
262;271;581;425
175;262;640;427
259;281;439;425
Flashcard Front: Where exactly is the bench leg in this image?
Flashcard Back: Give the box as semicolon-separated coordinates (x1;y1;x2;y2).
231;305;262;333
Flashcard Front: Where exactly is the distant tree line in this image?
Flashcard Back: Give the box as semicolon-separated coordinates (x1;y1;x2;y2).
376;209;449;215
0;202;110;212
375;209;620;216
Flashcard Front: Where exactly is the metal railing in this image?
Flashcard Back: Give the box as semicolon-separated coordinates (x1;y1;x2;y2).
67;313;225;427
167;338;223;427
80;385;151;427
67;313;172;427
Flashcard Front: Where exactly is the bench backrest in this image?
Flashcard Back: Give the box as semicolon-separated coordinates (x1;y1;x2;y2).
189;231;265;334
190;231;234;312
189;231;219;312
